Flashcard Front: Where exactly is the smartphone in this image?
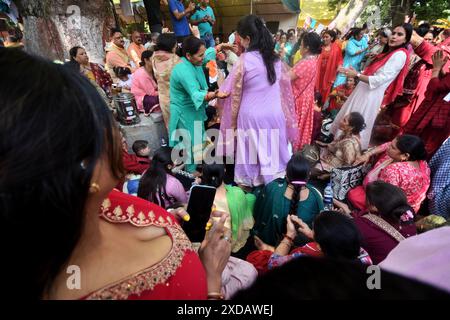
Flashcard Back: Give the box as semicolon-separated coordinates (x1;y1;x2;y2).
182;184;217;242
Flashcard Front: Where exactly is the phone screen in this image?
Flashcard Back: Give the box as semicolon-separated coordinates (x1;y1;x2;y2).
183;185;217;242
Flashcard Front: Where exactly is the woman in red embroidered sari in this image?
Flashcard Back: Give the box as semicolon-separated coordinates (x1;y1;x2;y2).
334;181;417;264
289;32;321;151
0;48;231;300
315;30;343;103
348;135;430;213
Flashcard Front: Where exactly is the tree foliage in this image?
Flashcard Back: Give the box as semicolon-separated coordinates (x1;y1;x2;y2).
411;0;450;23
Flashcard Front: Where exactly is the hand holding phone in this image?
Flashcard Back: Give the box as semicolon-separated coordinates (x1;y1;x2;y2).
182;184;217;242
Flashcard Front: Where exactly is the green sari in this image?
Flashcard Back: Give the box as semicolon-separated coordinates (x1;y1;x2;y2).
252;178;324;246
169;57;208;172
225;185;256;253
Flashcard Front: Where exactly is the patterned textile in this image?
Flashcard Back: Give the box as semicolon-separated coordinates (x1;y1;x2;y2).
428;137;450;218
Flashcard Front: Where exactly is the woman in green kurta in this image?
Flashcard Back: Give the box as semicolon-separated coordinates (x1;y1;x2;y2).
252;154;324;246
169;36;228;172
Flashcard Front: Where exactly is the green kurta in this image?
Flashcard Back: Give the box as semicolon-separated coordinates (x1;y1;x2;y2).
169;57;208;172
252;178;324;246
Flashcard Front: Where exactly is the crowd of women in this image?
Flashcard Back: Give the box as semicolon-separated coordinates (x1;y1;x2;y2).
1;14;450;300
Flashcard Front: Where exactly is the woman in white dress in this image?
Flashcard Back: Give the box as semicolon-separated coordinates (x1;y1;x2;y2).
330;24;413;150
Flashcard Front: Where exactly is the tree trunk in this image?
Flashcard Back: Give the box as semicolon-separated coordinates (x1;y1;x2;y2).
328;0;369;34
391;0;411;26
18;0;113;63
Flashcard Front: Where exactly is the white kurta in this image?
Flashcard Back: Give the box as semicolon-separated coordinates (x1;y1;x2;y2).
330;50;407;150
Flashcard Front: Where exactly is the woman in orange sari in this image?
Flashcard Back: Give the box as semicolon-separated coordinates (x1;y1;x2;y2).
315;30;343;103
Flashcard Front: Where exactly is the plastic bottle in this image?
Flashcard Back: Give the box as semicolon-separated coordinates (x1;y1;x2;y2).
323;181;334;211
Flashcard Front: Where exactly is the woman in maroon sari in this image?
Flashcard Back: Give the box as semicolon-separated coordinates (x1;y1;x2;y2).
334;181;416;264
315;30;343;103
403;50;450;159
0;49;231;300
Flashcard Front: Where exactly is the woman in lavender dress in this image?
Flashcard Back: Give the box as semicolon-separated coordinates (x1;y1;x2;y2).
218;15;297;188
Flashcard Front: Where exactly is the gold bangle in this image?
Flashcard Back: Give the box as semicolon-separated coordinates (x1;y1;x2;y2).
207;292;224;300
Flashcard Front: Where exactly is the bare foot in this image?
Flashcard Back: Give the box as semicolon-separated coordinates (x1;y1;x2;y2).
254;236;275;252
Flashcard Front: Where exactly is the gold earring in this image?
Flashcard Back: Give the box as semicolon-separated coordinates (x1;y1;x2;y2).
89;182;100;194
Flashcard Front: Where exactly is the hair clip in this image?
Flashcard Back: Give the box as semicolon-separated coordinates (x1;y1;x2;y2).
291;180;306;186
80;160;87;170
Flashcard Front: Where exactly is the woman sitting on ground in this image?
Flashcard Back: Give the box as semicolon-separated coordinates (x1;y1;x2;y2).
348;134;430;212
252;154;324;247
137;146;188;209
247;211;372;274
334;181;417;264
315;112;366;176
131;50;159;114
201;164;256;253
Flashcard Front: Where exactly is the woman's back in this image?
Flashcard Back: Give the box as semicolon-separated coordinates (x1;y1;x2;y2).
353;212;416;264
253;179;324;246
239;52;282;113
71;190;207;300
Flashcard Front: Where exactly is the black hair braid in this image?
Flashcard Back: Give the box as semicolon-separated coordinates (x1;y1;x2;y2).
289;184;302;216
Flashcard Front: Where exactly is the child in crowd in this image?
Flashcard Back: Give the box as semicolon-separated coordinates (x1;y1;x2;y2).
114;66;133;90
327;76;357;118
312;92;324;143
132;140;151;166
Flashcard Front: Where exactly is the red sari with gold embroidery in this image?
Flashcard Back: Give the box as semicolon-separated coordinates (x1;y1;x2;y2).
82;189;207;300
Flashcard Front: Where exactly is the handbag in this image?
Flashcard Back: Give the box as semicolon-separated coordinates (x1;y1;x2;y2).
331;164;371;201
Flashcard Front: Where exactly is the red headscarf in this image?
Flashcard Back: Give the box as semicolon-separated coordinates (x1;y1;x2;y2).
363;48;410;106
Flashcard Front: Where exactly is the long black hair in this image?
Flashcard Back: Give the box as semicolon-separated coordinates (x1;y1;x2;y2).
366;181;414;222
313;211;362;260
0;48;123;299
137;146;174;208
202;163;225;188
285;153;311;216
237;15;278;85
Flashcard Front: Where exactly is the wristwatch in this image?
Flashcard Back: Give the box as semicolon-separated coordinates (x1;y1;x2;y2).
356;72;362;79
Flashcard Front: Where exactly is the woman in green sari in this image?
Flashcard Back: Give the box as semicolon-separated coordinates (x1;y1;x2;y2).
201;164;256;253
169;36;228;172
252;153;324;246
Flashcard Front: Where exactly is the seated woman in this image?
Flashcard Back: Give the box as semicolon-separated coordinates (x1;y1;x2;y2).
131;50;159;114
137;146;188;209
334;181;417;264
247;211;372;274
201;164;256;253
315;112;365;175
252;154;324;247
327;76;357;118
0;48;230;300
348;134;430;213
